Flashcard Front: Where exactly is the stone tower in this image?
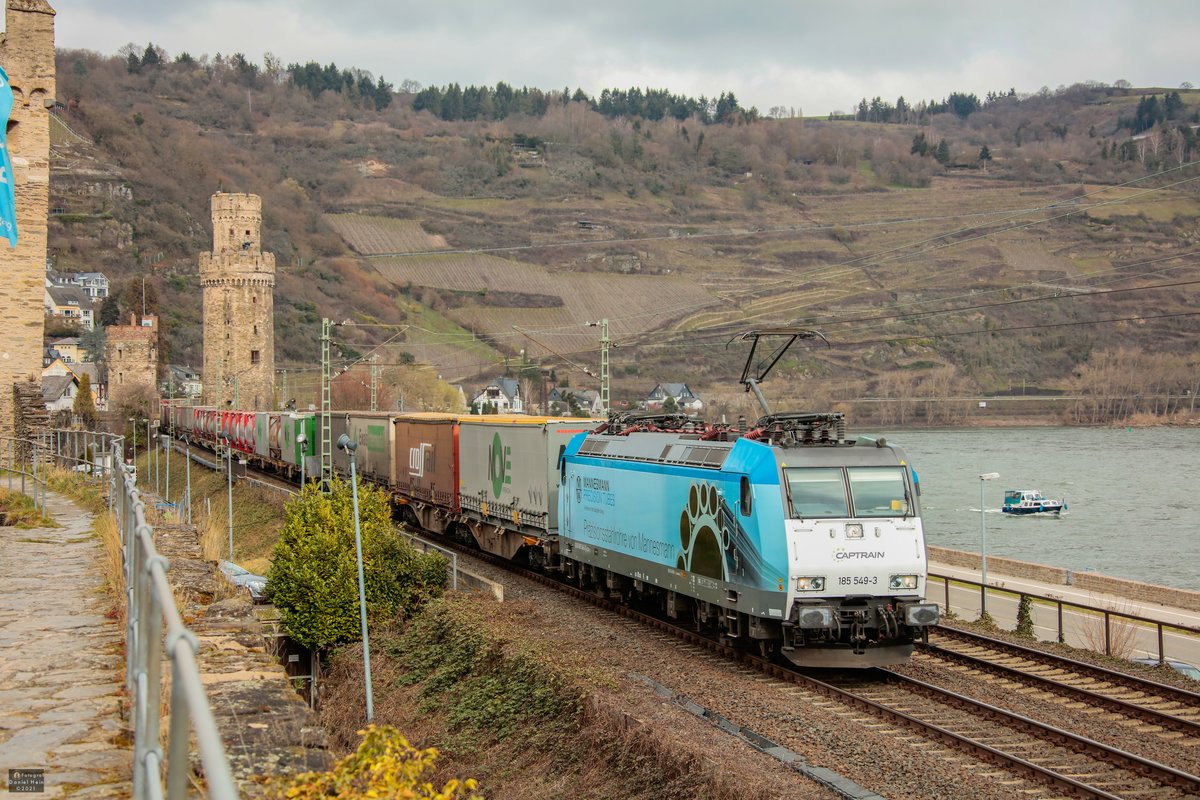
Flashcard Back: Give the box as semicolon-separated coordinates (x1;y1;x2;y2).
200;192;275;410
0;0;55;438
106;313;158;412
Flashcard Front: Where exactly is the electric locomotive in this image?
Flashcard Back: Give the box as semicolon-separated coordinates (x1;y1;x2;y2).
556;330;940;667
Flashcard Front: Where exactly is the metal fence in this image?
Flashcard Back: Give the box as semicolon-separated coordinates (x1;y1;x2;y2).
928;572;1200;664
108;439;240;799
3;429;239;798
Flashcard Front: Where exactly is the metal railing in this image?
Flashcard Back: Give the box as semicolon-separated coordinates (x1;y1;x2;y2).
1;434;48;515
109;439;239;799
928;572;1200;663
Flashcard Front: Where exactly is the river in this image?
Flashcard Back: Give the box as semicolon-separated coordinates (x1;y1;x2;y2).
870;426;1197;591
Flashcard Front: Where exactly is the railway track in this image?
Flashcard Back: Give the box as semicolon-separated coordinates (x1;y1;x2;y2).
437;538;1200;798
919;626;1200;734
188;451;1200;796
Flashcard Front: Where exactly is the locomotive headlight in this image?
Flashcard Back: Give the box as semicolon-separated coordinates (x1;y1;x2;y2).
795;576;826;592
844;523;864;539
889;574;919;590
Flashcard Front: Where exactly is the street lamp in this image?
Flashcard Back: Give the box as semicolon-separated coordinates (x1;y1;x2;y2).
184;436;192;525
128;417;137;475
338;433;374;722
296;427;308;488
979;472;1000;615
219;433;234;562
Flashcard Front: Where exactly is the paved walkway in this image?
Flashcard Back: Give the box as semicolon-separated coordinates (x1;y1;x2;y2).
0;488;130;798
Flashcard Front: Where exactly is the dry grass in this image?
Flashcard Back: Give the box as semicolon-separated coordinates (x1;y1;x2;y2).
1078;596;1142;659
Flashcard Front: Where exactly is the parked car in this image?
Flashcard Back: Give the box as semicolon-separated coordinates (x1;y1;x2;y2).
1131;656;1200;681
218;560;268;603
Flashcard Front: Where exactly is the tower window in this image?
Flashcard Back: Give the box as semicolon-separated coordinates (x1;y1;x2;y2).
251;350;261;364
253;325;258;335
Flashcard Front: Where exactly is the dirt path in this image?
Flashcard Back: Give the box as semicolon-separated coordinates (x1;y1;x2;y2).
0;489;130;798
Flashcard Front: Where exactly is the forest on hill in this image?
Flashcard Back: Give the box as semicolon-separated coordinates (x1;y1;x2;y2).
47;44;1200;422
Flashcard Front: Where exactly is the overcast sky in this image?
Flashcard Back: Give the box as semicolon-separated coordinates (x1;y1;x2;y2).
42;1;1199;115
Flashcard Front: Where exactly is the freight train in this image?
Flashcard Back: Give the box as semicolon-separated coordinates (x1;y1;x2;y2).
164;330;939;667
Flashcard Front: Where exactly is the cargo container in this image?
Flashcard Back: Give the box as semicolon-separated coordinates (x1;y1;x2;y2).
330;411;396;486
392;413;459;532
456;416;599;558
280;412;316;470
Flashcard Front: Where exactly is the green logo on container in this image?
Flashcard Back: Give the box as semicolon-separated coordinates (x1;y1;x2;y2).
488;432;512;498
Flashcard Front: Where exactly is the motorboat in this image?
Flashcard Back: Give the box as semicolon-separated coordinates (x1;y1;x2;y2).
1002;489;1066;515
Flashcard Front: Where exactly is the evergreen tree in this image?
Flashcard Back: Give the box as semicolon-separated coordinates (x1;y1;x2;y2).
97;296;120;327
911;131;930;156
978;144;992;162
935;138;951;164
73;373;97;428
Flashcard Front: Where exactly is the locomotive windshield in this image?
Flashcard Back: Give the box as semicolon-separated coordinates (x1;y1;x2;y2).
785;466;910;519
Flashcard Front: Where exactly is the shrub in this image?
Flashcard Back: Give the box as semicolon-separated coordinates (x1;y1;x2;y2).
267;476;446;649
266;724;480;800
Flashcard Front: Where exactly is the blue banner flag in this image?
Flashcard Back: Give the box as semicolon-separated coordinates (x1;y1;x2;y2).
0;65;16;248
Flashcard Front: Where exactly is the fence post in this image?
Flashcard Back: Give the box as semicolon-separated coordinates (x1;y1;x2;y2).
1104;610;1112;656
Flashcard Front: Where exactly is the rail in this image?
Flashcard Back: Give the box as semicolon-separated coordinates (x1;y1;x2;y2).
928;571;1200;664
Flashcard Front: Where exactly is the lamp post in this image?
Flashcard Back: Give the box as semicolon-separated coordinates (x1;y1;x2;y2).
150;419;158;496
185;437;192;525
128;417;137;475
297;430;307;488
219;433;233;562
338;433;374;722
979;472;1000;615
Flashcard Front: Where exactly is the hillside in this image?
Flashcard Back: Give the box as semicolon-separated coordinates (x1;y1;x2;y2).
48;47;1200;421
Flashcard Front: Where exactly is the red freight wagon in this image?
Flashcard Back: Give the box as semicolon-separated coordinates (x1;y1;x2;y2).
392;413;460;534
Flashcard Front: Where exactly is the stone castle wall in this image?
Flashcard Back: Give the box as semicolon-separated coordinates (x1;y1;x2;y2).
200;193;275;410
0;1;54;439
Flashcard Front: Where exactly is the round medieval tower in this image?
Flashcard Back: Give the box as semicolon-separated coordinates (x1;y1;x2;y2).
200;192;275;410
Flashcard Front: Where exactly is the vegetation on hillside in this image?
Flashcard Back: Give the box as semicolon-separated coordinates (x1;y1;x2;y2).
49;45;1200;421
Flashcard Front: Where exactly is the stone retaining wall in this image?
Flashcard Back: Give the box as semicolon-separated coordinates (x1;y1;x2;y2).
928;545;1200;612
153;523;331;794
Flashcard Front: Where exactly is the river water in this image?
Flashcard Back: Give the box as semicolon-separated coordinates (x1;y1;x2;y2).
868;426;1197;591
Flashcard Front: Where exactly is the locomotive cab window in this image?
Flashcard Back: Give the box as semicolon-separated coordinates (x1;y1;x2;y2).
784;468;849;518
846;467;909;517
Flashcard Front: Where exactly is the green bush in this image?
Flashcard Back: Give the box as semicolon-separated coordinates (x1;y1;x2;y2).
267;476;446;649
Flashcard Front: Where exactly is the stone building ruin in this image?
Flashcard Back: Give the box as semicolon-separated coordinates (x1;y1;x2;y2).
105;313;158;416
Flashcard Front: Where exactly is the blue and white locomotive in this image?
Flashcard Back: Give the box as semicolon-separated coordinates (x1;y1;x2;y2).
556;330;939;667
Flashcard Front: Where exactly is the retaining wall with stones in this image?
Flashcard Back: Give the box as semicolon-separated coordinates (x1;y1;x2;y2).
928;545;1200;612
152;523;331;794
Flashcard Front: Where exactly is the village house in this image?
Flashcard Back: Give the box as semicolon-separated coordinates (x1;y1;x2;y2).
643;382;703;414
44;284;94;330
548;387;604;417
470;377;523;413
46;270;110;299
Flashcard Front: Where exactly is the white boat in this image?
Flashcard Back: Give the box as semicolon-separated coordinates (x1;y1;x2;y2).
1001;489;1066;515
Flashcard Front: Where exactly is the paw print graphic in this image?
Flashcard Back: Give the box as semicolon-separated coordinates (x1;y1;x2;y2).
677;482;728;581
